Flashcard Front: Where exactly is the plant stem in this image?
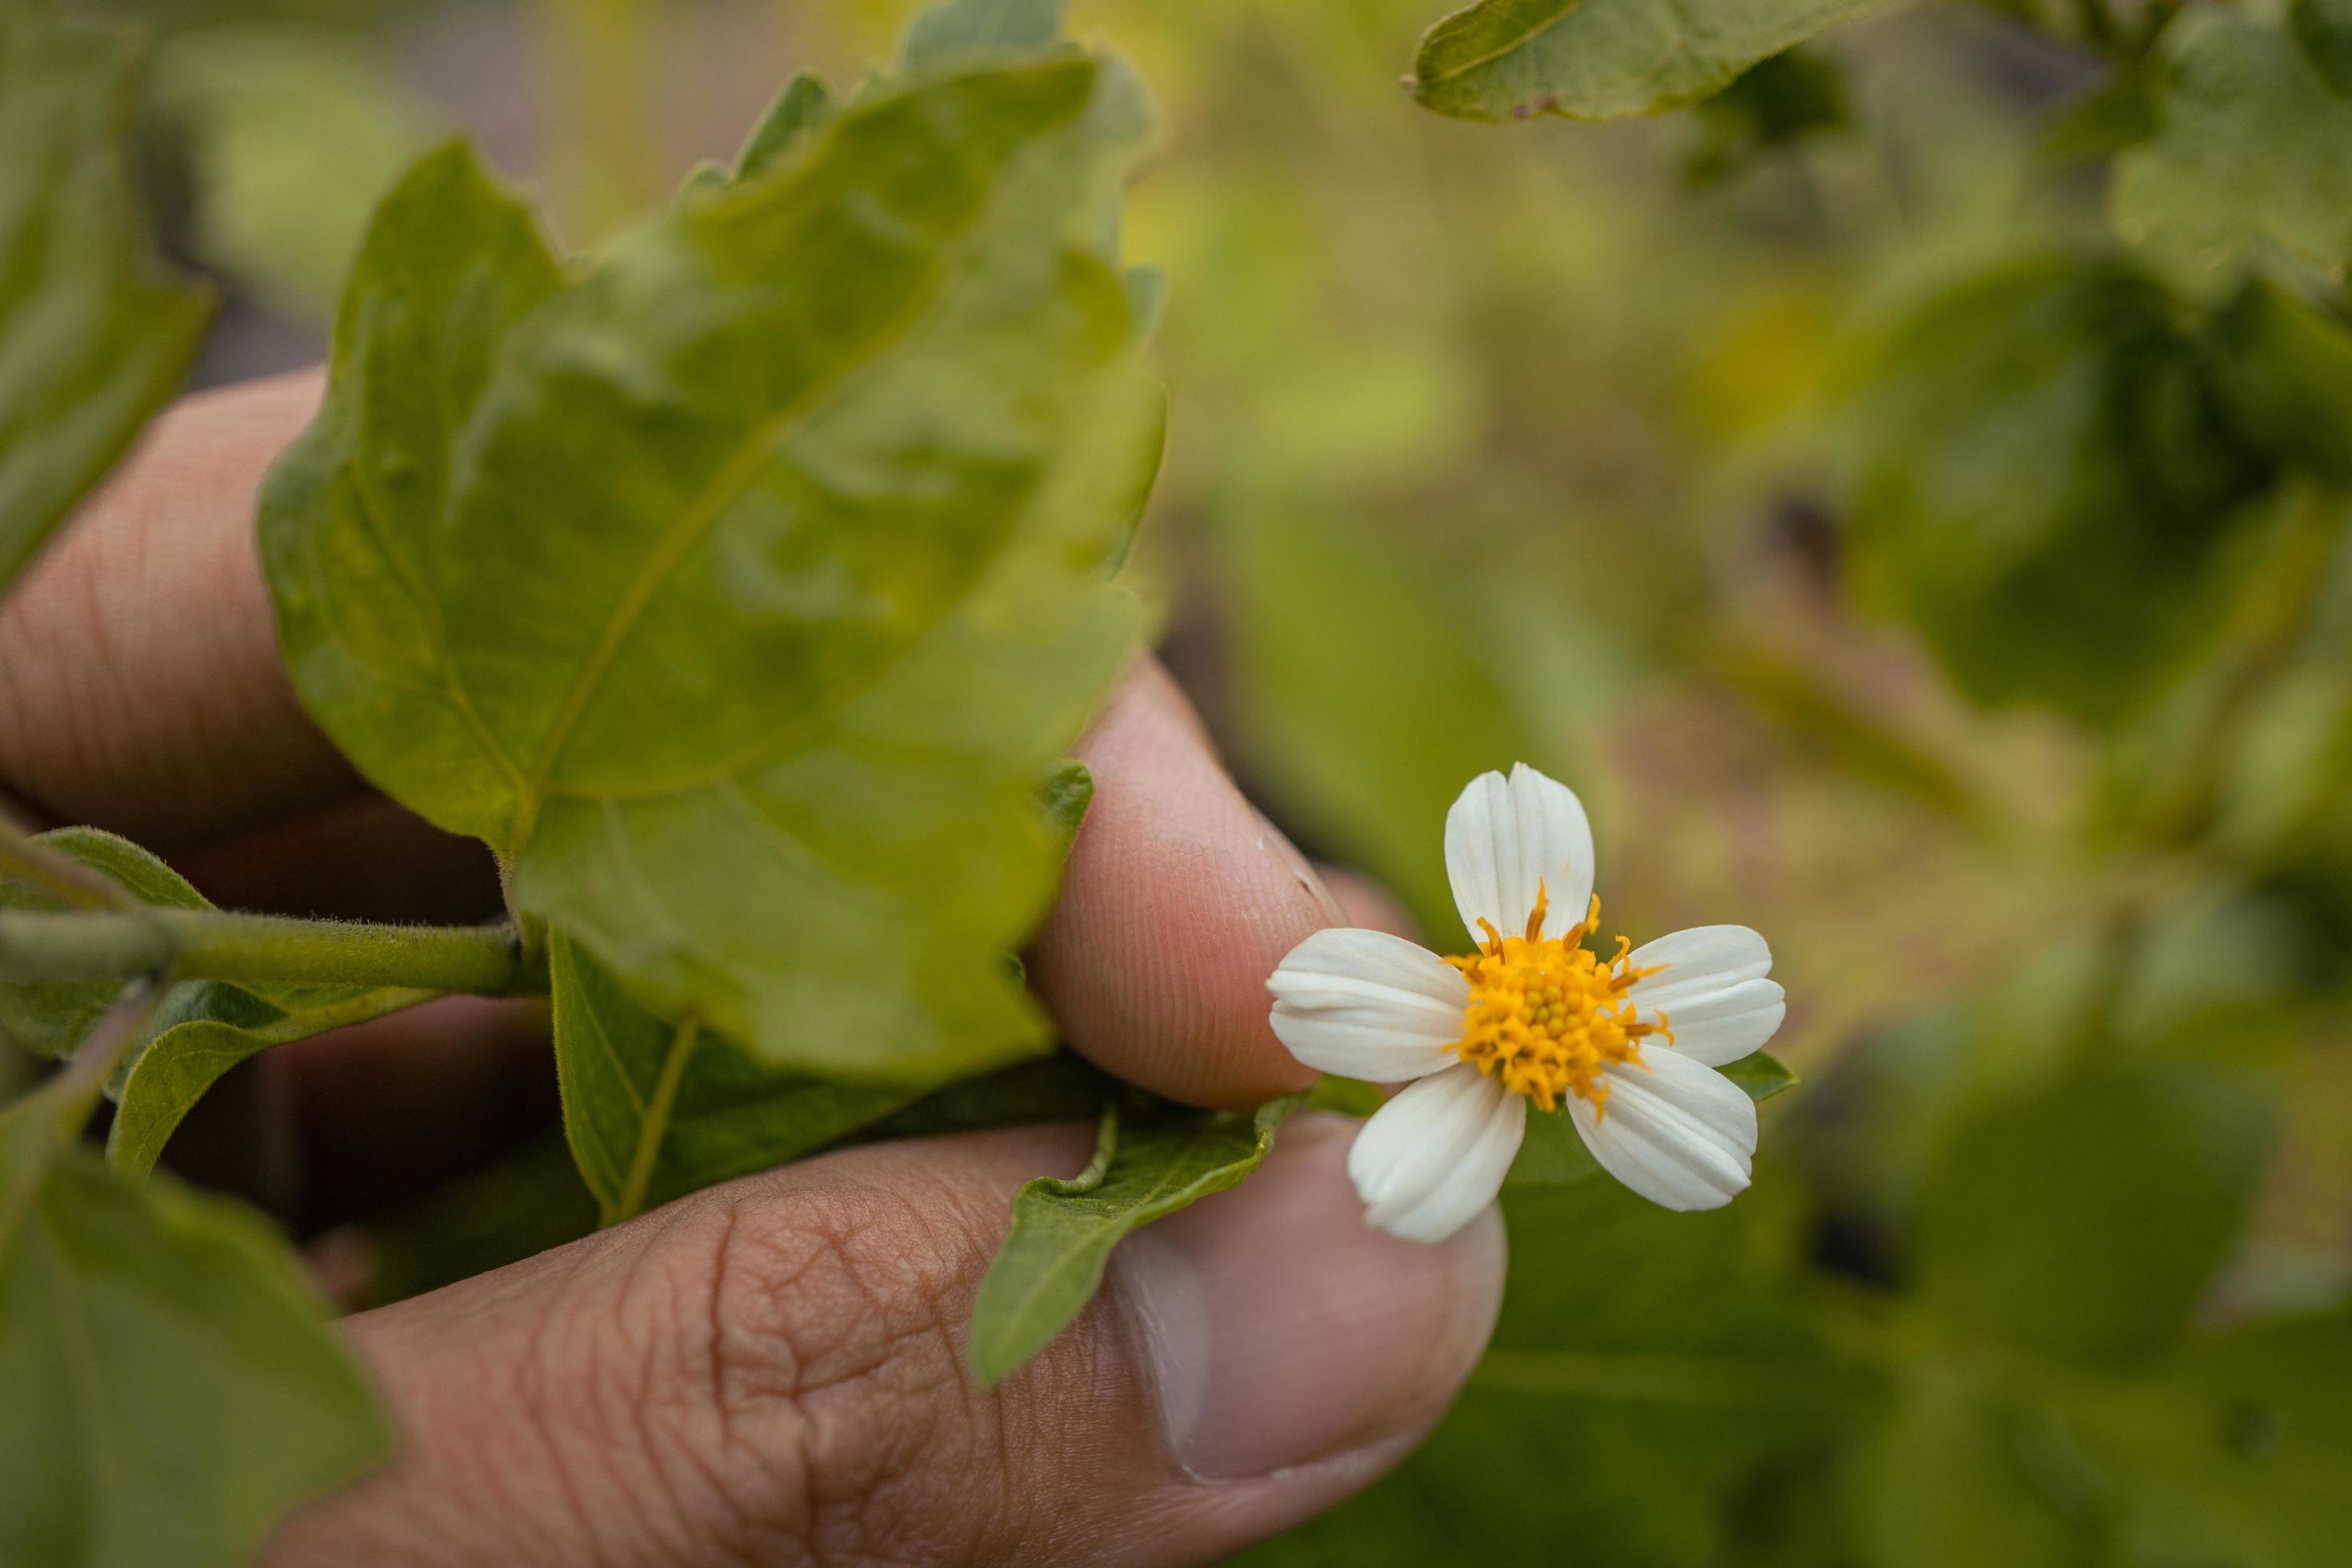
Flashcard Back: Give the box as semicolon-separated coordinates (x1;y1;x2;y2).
0;909;546;996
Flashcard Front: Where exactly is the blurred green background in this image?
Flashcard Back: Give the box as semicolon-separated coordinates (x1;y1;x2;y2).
117;0;2352;1561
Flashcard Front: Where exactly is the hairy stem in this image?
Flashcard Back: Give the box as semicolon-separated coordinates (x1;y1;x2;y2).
0;909;546;996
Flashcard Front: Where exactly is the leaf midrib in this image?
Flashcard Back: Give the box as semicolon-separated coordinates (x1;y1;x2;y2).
509;119;1067;853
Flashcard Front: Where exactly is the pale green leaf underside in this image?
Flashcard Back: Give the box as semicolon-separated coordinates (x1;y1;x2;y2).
0;3;210;593
2114;13;2352;274
263;52;1160;1079
968;1093;1306;1386
1409;0;1892;123
0;1104;390;1568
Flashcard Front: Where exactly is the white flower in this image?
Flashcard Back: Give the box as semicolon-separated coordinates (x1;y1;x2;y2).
1266;765;1786;1243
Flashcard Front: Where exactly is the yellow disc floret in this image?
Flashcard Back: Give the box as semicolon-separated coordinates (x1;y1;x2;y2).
1443;884;1670;1115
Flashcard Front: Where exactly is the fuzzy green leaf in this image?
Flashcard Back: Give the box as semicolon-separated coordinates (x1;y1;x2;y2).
1408;0;1888;124
0;1095;390;1568
1913;1061;2278;1366
0;2;211;594
262;50;1162;1082
2114;13;2352;274
551;930;918;1226
968;1093;1306;1386
1842;252;2274;726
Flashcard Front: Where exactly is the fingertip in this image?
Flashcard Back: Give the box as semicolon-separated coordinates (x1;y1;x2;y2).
1029;661;1330;1110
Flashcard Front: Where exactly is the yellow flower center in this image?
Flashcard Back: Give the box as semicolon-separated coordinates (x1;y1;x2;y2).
1442;884;1670;1114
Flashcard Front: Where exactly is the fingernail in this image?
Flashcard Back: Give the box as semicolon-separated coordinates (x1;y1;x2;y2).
1113;1113;1506;1480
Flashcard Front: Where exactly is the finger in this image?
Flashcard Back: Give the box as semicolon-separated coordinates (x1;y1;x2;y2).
1030;660;1346;1110
0;368;358;851
264;1115;1504;1568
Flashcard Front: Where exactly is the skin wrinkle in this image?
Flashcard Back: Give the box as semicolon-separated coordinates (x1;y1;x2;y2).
608;1246;745;1568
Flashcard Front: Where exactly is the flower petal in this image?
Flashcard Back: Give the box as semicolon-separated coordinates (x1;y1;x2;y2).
1347;1063;1525;1243
1627;926;1785;1067
1567;1046;1755;1211
1268;928;1469;1082
1442;764;1595;947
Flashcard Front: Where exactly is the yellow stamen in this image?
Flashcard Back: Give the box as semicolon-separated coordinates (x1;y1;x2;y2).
1442;883;1670;1116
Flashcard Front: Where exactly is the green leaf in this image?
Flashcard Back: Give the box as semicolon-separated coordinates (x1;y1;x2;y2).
2206;280;2352;486
2292;0;2352;98
732;69;834;181
0;829;422;1174
1912;1061;2278;1366
967;1092;1306;1386
1722;1048;1800;1102
0;2;211;594
1408;0;1887;124
1510;1049;1798;1186
2114;13;2352;274
1841;251;2274;726
0;1094;390;1568
262;52;1162;1082
1683;47;1851;186
551;930;920;1226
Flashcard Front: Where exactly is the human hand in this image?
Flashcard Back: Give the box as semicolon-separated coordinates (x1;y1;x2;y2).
0;372;1505;1567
